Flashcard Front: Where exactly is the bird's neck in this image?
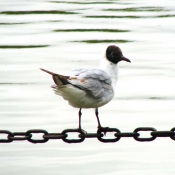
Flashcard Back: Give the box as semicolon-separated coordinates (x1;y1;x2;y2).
98;58;118;87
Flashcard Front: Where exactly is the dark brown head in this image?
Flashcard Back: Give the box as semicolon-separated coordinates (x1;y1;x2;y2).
106;45;131;64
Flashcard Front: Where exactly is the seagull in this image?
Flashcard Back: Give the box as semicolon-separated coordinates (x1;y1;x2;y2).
40;45;131;133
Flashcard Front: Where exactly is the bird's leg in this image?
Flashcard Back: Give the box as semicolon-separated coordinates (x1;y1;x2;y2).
78;108;82;130
95;108;108;136
95;108;101;128
78;108;87;134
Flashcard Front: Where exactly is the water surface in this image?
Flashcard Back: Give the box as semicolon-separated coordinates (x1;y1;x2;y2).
0;0;175;175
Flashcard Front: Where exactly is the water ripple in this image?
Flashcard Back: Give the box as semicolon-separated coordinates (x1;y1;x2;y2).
103;7;169;12
50;1;115;4
73;39;133;43
0;45;49;49
0;10;78;15
84;14;175;18
53;29;130;33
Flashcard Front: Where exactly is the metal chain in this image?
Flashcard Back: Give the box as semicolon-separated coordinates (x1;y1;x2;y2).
0;127;175;144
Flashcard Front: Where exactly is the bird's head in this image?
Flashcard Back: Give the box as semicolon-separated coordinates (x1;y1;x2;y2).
106;45;131;64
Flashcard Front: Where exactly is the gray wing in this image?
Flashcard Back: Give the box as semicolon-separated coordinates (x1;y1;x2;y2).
68;69;113;99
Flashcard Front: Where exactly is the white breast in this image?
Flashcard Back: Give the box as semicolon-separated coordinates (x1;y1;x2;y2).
53;84;114;108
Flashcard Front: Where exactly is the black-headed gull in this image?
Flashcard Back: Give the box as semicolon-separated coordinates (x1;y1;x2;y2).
40;45;131;132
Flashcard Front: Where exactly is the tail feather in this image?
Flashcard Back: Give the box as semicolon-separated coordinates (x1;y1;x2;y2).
40;68;70;86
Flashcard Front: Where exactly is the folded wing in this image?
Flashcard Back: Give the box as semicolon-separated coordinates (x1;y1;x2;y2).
68;69;114;99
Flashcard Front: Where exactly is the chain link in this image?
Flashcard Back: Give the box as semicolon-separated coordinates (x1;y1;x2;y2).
8;132;32;141
0;127;175;143
133;127;157;142
26;129;49;143
0;130;13;143
97;128;121;143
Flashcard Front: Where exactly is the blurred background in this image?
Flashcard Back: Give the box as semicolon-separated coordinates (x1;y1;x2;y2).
0;0;175;174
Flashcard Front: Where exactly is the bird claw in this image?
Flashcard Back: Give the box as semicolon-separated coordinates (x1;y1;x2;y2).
98;126;109;136
78;128;87;135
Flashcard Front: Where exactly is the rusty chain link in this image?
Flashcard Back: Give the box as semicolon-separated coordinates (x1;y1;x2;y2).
0;127;175;144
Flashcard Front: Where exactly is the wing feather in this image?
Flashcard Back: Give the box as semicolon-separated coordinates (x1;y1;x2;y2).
68;69;113;99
